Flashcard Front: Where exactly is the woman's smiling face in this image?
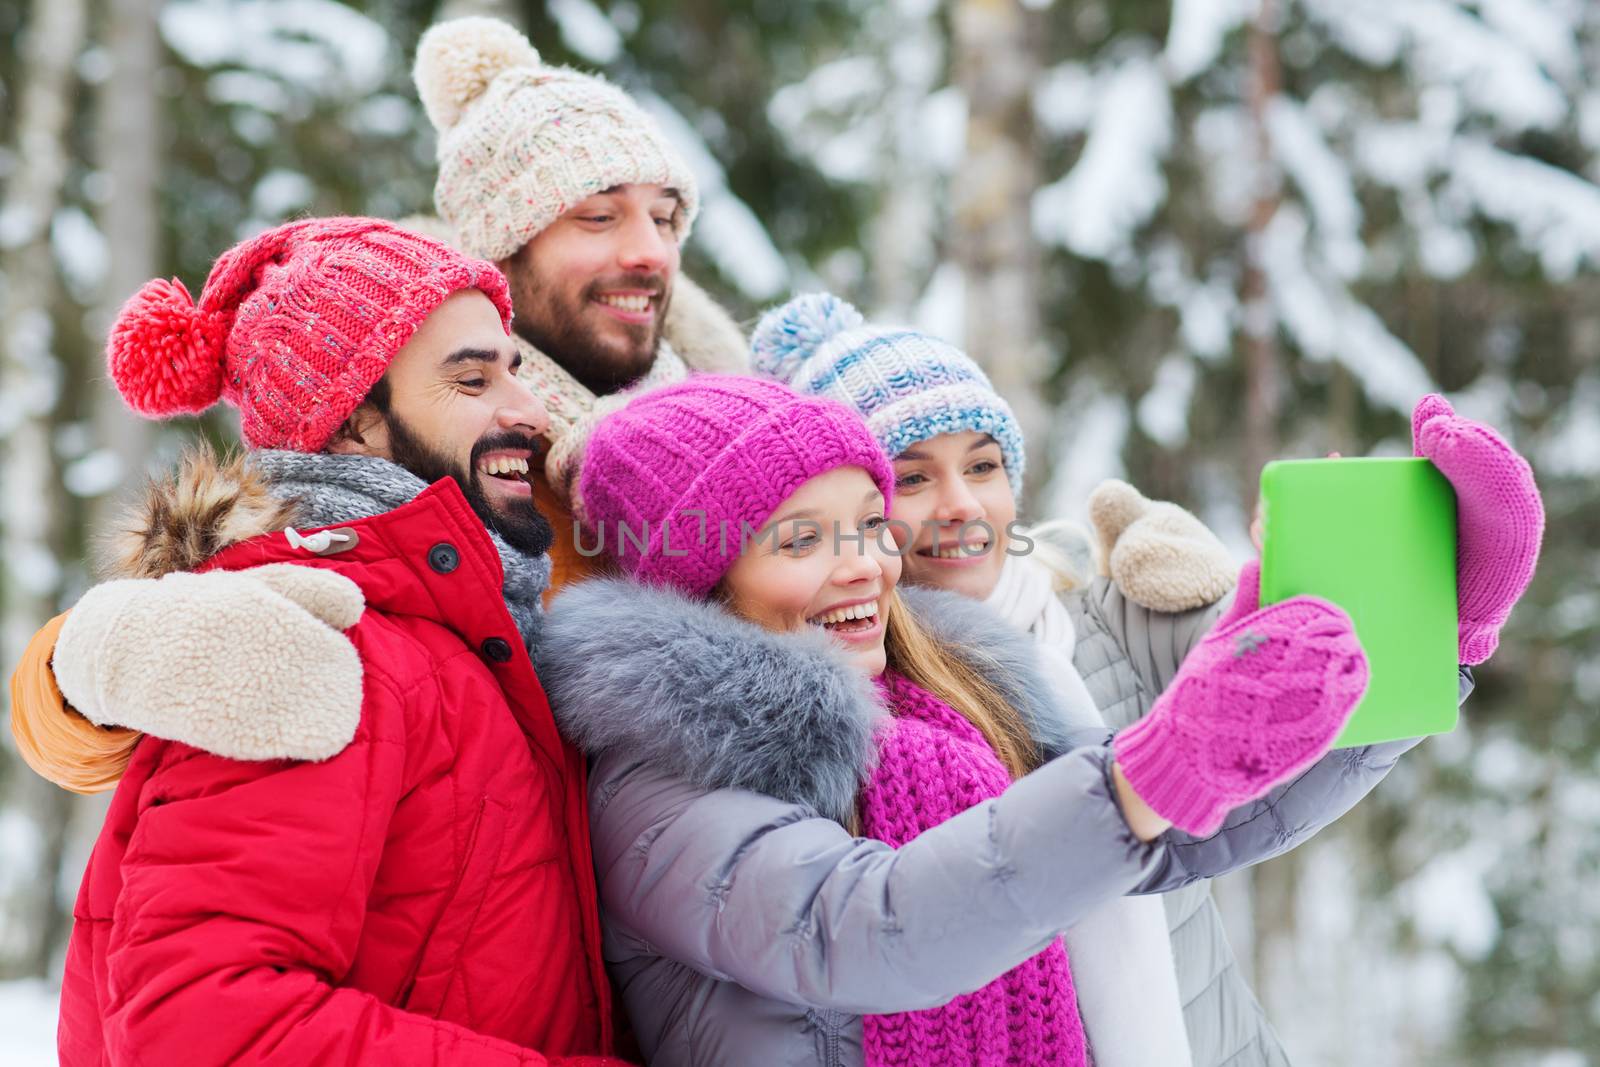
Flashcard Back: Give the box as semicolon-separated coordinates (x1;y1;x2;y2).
887;431;1017;601
719;466;901;677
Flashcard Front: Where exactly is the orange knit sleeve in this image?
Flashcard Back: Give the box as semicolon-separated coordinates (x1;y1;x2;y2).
533;467;611;606
8;612;141;795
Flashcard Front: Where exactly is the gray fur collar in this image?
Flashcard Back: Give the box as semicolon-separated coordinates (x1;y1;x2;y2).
535;580;1074;822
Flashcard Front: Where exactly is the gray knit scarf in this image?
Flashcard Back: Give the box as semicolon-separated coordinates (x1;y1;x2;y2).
253;450;550;652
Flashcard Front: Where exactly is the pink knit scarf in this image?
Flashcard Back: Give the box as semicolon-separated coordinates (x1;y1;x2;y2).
859;672;1088;1067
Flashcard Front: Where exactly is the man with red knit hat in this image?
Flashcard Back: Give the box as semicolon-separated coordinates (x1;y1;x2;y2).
45;217;626;1066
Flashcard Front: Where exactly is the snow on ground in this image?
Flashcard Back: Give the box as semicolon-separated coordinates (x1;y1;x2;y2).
0;979;58;1066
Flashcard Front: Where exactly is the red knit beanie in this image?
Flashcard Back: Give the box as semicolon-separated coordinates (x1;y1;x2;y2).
106;216;513;452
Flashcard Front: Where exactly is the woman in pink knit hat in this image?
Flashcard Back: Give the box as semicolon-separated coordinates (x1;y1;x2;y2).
533;373;1379;1067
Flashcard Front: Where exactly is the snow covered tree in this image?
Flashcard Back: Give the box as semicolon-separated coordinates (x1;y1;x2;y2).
770;1;1600;1059
0;0;873;986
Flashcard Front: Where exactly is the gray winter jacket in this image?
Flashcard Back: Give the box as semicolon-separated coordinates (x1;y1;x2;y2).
1068;575;1473;1067
536;578;1452;1067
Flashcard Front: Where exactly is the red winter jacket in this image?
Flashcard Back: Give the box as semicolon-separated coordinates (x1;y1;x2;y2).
56;456;623;1066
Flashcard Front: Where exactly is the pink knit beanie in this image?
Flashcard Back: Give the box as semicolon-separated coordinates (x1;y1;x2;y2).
106;216;513;453
579;375;895;597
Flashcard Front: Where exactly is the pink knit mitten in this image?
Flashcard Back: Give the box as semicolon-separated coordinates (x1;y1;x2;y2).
1412;394;1544;665
1113;561;1369;836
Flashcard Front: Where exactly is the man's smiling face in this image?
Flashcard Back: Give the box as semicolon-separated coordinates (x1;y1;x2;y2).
500;183;683;396
330;289;554;557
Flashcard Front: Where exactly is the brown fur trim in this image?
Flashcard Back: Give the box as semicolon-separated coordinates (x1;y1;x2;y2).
99;445;303;580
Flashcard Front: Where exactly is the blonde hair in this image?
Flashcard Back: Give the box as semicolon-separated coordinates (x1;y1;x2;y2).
881;589;1041;781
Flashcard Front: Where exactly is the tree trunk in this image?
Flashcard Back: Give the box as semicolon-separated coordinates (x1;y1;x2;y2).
0;0;88;980
1239;0;1282;505
950;0;1048;506
869;10;939;321
91;0;163;520
0;0;171;983
1240;0;1299;1023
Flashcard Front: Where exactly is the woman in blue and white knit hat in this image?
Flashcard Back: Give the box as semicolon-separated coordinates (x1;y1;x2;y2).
752;292;1257;1067
751;293;1030;601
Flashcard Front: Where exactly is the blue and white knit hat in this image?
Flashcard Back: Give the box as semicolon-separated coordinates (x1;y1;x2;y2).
751;293;1026;494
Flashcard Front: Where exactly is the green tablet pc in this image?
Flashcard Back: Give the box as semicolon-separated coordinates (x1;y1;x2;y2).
1259;458;1458;748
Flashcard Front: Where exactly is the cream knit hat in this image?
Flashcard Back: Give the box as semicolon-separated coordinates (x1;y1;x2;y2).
414;16;700;262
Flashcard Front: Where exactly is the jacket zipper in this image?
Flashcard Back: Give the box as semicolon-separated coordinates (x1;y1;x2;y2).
817;1008;844;1067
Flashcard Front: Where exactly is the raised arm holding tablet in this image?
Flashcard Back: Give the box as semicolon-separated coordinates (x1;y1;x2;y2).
1256;393;1544;746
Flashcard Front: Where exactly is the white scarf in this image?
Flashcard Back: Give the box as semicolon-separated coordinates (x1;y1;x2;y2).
986;554;1195;1067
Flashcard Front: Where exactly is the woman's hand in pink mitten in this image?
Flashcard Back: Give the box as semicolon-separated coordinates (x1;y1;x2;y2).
1412;394;1544;665
1112;561;1369;836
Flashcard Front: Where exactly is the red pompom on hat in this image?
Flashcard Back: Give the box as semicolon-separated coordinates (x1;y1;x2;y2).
104;216;513;453
107;277;230;416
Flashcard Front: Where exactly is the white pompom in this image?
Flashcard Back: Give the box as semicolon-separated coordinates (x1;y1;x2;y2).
414;16;541;132
750;292;865;383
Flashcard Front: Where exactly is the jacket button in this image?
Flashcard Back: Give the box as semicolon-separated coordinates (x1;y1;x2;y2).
481;637;513;663
428;543;459;574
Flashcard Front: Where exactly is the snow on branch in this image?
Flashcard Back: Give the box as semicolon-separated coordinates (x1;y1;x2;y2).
641;94;788;300
549;0;623;65
159;0;389;98
1448;138;1600;281
1303;0;1567;132
1267;96;1363;280
1033;55;1172;262
1163;0;1254;85
1264;207;1436;413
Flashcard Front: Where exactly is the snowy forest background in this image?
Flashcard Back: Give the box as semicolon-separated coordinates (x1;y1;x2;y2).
2;0;1598;1063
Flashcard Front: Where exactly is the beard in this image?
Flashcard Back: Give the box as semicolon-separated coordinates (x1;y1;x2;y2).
508;257;673;395
383;414;555;559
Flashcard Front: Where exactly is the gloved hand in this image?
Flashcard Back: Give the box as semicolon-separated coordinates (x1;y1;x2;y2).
1113;561;1369;835
1412;394;1544;665
1087;479;1237;613
52;563;365;762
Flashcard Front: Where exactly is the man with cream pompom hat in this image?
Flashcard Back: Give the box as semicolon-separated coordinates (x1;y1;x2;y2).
412;14;749;588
